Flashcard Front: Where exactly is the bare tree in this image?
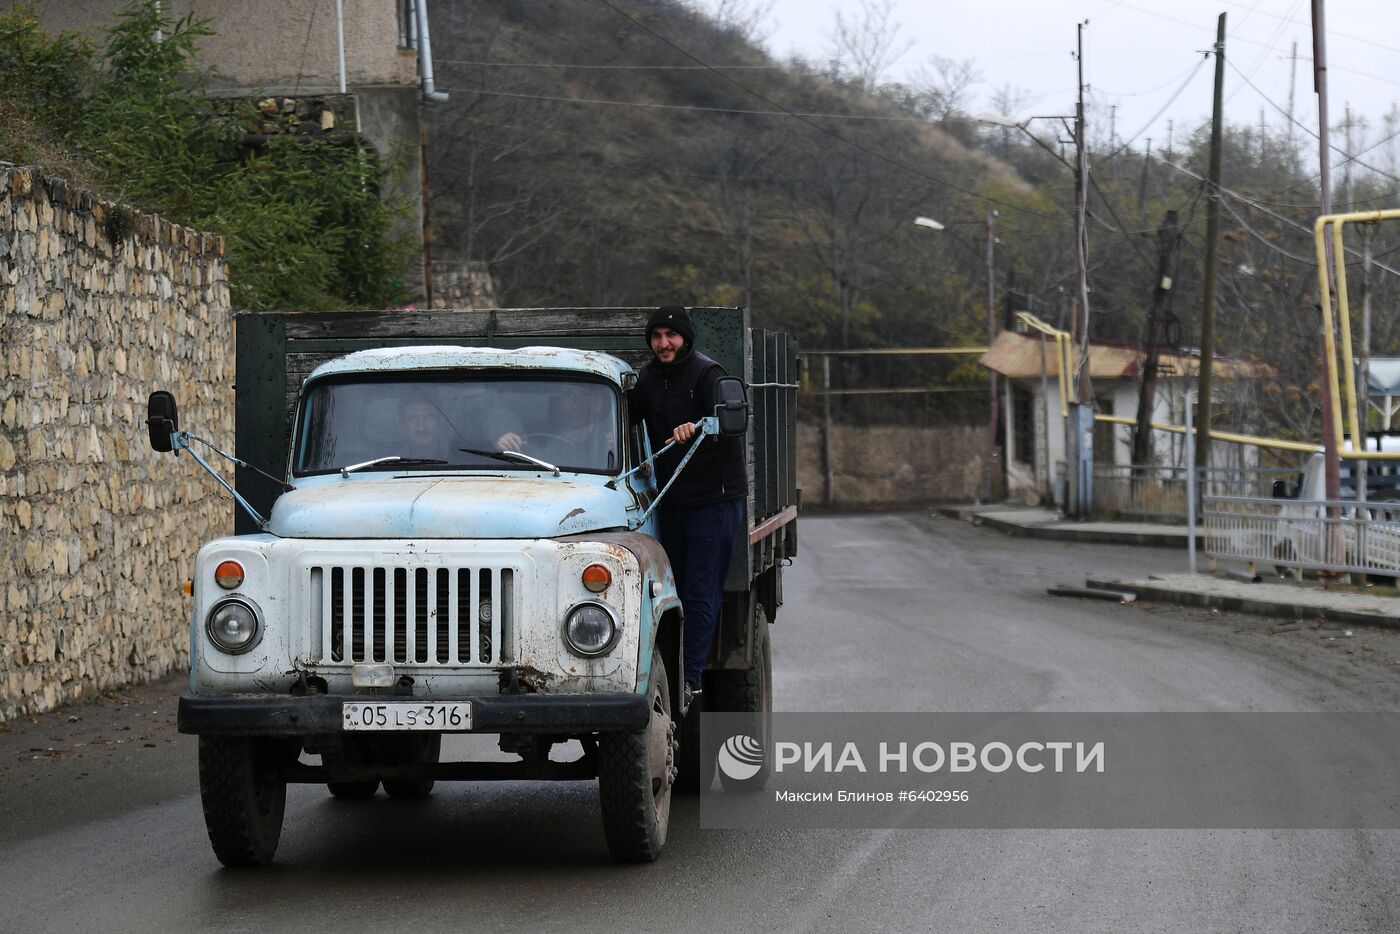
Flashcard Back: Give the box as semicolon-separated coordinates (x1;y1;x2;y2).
908;55;982;122
694;0;775;44
824;0;913;94
989;82;1028;120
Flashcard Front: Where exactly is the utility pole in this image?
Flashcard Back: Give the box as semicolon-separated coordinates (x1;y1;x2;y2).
1138;138;1153;210
986;207;1000;499
1133;209;1181;467
1338;102;1349;203
1343;102;1354;204
1314;0;1343;513
1067;20;1093;517
1196;12;1225;473
1287;39;1299;168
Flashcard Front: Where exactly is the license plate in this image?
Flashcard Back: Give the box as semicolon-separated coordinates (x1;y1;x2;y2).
342;701;472;731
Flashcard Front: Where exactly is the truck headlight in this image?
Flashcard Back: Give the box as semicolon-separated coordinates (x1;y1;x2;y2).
206;598;262;654
563;603;618;658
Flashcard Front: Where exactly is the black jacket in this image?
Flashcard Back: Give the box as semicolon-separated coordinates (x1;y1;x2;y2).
633;347;747;509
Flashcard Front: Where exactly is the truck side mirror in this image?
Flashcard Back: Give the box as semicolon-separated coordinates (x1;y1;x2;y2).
714;376;748;436
147;391;179;452
1272;479;1288;499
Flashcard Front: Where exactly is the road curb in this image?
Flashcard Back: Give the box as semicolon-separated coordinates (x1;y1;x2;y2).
976;512;1194;549
1087;577;1400;629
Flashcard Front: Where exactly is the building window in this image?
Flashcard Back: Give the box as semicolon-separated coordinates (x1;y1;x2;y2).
399;0;417;49
1013;385;1035;466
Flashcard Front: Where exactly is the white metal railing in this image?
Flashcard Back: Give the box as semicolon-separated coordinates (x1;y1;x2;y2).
1092;465;1302;521
1202;495;1400;576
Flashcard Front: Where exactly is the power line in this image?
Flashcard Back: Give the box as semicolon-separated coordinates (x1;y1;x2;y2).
1226;59;1400;189
1157;154;1400;278
436;58;784;71
435;58;783;71
1216;194;1317;266
1113;1;1400;88
291;0;322;97
588;0;1060;221
1097;53;1210;162
1223;0;1301;107
437;85;945;123
1215;0;1400;56
1086;175;1156;271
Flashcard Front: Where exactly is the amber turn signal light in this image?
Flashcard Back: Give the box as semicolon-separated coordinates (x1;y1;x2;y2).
581;564;612;593
214;560;245;590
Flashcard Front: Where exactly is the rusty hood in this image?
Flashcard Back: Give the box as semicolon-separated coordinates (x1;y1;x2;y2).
267;476;630;539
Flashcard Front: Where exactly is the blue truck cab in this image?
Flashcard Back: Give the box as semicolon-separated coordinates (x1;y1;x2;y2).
148;307;797;867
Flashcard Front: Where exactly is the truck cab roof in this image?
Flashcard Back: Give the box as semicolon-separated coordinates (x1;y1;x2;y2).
303;345;636;387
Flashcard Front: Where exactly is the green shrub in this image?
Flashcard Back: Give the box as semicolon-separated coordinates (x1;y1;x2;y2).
0;0;412;310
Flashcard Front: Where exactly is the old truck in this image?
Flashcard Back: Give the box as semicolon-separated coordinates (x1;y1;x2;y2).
146;306;797;866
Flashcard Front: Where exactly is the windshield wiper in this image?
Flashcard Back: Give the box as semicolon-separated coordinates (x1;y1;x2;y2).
460;447;560;476
340;456;447;477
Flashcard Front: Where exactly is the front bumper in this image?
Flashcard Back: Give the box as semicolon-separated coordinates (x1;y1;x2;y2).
178;692;649;736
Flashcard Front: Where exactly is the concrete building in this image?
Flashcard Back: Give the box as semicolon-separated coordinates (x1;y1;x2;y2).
981;330;1269;504
6;0;446;300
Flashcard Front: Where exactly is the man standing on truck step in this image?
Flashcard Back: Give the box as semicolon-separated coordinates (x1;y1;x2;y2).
633;306;747;712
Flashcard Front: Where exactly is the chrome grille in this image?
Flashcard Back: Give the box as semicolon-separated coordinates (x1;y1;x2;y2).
308;564;512;667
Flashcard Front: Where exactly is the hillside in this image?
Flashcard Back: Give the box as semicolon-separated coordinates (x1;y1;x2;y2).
424;0;1023;350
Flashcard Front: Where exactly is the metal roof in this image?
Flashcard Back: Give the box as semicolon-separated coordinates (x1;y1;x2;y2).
979;330;1268;381
303;345;635;386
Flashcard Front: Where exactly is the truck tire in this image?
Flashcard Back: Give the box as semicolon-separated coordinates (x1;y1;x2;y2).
714;604;772;792
383;734;441;799
198;735;293;868
597;648;676;862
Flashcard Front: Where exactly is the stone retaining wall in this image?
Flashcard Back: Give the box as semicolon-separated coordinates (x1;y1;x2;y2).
797;422;987;508
0;167;232;720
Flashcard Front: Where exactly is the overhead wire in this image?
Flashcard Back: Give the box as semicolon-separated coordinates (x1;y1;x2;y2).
435;85;958;123
587;0;1061;220
291;0;322;97
1156;154;1400;278
1214;0;1400;56
1096;53;1210;162
435;59;784;71
1222;0;1299;108
1226;58;1400;189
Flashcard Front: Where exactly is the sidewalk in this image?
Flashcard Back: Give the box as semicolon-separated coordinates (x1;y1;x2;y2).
941;503;1400;628
938;504;1191;548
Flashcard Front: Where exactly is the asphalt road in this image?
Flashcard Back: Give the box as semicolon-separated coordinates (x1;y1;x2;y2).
3;512;1400;933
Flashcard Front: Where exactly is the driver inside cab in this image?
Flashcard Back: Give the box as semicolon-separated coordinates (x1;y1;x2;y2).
496;386;616;470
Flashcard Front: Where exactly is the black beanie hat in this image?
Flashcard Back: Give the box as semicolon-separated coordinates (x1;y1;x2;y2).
645;306;695;348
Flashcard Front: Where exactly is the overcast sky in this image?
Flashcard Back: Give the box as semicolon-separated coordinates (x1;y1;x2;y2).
754;0;1400;158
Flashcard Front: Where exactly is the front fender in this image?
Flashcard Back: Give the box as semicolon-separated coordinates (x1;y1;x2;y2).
559;530;680;698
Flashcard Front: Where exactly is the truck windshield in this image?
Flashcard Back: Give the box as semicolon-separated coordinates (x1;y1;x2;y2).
294;375;622;476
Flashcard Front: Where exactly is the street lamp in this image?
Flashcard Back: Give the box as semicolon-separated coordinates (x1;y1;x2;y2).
913;212;1000;501
976;108;1093;516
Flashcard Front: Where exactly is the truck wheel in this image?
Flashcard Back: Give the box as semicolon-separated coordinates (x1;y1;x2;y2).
598;648;676;862
198;735;293;868
383;734;441;799
715;604;772;792
326;736;378;798
326;781;378;799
